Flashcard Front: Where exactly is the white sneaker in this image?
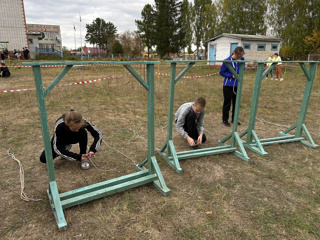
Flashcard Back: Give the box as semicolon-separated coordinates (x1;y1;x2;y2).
280;78;283;81
276;78;278;80
271;78;273;80
265;77;268;79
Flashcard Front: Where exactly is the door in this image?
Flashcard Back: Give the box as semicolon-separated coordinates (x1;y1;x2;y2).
209;44;216;66
230;43;238;55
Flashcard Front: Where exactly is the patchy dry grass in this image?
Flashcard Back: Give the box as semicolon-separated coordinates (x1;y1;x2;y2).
0;61;319;239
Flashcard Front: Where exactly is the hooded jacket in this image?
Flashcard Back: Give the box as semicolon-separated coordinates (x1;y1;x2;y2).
219;55;245;87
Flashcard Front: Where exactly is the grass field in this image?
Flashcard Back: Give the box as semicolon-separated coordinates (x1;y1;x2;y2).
0;61;319;239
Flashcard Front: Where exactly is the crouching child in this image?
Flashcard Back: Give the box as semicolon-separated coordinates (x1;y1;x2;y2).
175;97;207;149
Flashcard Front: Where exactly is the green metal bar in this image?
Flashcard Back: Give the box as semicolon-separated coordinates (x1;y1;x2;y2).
151;157;171;195
124;65;150;90
159;141;167;153
246;62;264;145
279;124;297;135
239;129;248;138
166;63;177;157
301;124;318;148
219;132;233;144
257;137;304;146
174;62;195;84
233;132;249;161
251;130;266;154
22;61;161;66
226;62;245;146
294;63;317;137
146;64;155;175
60;170;149;200
168;140;182;173
44;65;73;97
136;157;148;170
61;174;158;209
32;66;56;182
173;146;237;160
48;181;67;231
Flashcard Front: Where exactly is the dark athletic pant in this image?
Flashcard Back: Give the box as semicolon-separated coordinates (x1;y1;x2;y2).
183;110;206;143
222;86;237;122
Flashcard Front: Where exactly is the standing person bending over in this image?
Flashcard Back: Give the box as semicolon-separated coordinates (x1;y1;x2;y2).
40;109;102;164
220;46;245;127
274;53;283;81
175;98;207;150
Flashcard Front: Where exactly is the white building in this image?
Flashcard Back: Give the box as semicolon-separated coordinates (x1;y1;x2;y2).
27;24;63;59
207;33;283;65
0;0;28;52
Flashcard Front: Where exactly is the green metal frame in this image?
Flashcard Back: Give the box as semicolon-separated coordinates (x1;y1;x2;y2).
240;61;319;156
22;61;170;231
157;60;250;174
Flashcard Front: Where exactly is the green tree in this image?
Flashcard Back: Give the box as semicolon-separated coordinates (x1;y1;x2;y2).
216;0;267;35
153;0;183;57
192;0;216;56
305;30;320;54
179;0;193;55
85;18;117;52
268;0;320;59
135;4;155;58
112;40;124;56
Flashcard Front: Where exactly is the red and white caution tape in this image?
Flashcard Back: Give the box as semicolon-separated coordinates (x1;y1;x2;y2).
155;72;218;78
0;74;128;93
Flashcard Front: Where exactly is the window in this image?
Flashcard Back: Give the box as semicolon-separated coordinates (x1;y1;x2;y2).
44;32;48;40
51;44;55;51
50;32;54;40
28;38;33;44
39;43;43;49
271;44;278;51
243;43;251;50
257;44;266;51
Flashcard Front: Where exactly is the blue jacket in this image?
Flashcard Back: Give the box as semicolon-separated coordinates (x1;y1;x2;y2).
219;56;245;87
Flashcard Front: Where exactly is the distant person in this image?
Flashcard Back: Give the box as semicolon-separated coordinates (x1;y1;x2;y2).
175;98;207;150
14;49;21;60
1;50;5;64
274;53;283;81
39;109;103;165
0;63;10;77
219;46;245;127
265;54;274;80
23;47;29;59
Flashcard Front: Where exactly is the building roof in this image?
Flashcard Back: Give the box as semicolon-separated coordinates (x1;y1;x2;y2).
206;33;283;42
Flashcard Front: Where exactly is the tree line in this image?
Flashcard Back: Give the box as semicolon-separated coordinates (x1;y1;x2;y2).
85;0;320;59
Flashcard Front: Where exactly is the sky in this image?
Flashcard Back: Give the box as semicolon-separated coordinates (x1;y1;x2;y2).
24;0;155;50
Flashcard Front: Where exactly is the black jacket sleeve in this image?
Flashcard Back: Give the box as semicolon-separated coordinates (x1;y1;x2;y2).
83;119;102;153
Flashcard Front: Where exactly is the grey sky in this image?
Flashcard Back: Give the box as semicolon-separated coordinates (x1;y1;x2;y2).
24;0;154;49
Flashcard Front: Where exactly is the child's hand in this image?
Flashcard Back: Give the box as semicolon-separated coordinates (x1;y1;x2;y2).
81;154;88;162
87;151;95;158
187;136;195;146
197;134;203;145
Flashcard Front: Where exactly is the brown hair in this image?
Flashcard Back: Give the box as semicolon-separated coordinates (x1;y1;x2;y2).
233;46;245;55
64;109;85;126
195;97;206;108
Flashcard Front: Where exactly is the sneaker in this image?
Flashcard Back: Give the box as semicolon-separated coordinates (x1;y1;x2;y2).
222;120;231;127
275;78;278;81
231;121;241;126
280;78;283;81
271;78;273;80
265;77;268;79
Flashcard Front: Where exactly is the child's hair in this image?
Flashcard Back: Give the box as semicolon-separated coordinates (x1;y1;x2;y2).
1;63;5;66
64;109;85;125
233;46;245;55
194;97;206;108
274;53;279;56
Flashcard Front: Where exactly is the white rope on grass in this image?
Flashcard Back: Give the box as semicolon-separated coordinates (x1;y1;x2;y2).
102;139;137;165
5;149;42;202
256;116;289;128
